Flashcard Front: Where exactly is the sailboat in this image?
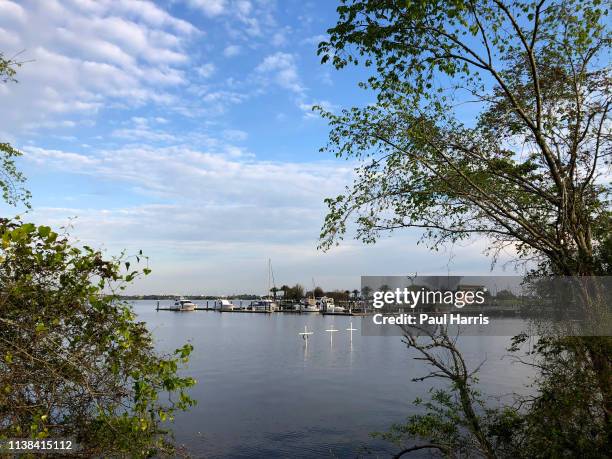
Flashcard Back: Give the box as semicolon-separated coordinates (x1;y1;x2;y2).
300;278;321;312
251;259;278;312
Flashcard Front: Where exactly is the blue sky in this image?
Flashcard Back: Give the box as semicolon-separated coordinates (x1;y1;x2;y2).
0;0;517;294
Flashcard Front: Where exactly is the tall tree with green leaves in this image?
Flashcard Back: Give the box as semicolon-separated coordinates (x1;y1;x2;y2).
317;1;611;456
317;0;610;277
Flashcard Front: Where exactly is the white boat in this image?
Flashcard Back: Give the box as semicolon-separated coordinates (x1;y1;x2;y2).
327;304;346;313
300;297;320;313
317;296;344;313
171;298;196;311
217;299;236;311
251;299;278;312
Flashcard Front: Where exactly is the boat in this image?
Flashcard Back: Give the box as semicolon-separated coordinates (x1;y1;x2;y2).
317;296;344;313
300;297;320;313
170;298;196;311
217;299;236;311
327;304;346;313
250;298;278;312
300;278;321;312
255;258;278;312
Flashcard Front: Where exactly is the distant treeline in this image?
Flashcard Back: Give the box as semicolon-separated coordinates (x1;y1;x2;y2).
119;288;520;302
119;294;261;300
118;285;362;302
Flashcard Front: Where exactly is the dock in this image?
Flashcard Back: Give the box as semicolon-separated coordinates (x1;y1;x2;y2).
155;299;372;315
322;311;369;316
156;306;369;315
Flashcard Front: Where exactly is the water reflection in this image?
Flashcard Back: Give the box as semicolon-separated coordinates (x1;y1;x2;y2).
131;300;535;458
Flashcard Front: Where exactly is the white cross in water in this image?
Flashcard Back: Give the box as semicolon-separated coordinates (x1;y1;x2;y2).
346;321;358;343
325;326;339;345
299;325;313;344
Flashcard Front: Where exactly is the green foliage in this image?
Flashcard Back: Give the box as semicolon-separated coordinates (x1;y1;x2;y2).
374;389;469;455
507;334;611;457
0;52;19;84
0;219;196;457
374;387;526;458
374;330;611;458
0;142;31;208
318;2;612;456
0;53;30;208
317;0;611;276
324;289;351;302
283;283;305;301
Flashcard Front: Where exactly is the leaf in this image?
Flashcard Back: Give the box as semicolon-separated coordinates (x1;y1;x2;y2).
38;225;51;238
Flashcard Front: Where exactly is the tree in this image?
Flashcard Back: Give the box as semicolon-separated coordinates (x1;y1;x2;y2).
286;283;305;301
325;289;351;302
317;1;611;456
269;286;279;300
352;288;360;299
496;289;517;300
0;53;30;207
314;286;324;297
317;0;610;277
0;219;196;457
280;284;290;298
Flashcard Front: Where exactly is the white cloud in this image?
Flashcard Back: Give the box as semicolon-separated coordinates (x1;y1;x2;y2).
235;0;252;16
184;0;275;38
301;34;327;46
298;100;337;120
271;29;290;47
222;129;248;141
196;62;216;78
186;0;227;17
25;199;508;295
223;44;241;57
25;146;99;167
26;142;462;294
24;143;353;204
22;144;357;291
0;0;196;134
256;52;304;94
0;1;27;23
0;1;518;295
0;27;21;49
111;127;178;142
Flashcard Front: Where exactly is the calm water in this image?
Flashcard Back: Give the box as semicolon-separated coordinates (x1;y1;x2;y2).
132;300;534;458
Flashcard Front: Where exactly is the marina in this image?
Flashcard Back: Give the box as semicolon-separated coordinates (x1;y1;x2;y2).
154;297;521;317
155;298;371;315
133;300;535;457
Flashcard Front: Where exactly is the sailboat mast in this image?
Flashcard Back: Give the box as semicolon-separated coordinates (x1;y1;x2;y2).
267;258;271;299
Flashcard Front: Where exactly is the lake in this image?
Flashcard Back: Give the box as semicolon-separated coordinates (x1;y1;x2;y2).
132;300;534;458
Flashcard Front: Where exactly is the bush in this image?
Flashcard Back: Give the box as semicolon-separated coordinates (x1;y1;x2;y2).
0;219;196;457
